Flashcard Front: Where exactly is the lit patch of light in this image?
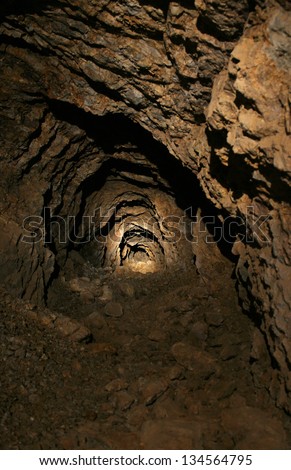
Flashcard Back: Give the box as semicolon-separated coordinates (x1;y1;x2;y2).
123;259;159;274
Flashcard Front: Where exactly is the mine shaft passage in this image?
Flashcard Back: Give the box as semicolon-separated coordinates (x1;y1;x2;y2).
36;109;213;279
0;0;290;451
80;180;192;274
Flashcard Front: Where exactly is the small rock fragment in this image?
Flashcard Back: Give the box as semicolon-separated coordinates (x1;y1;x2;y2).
139;378;169;406
105;378;128;393
69;277;91;293
80;290;95;304
86;312;107;330
148;328;167;342
115;391;135;411
54;316;92;343
118;282;135;297
86;343;117;355
188;320;208;344
205;309;224;326
140;419;203;449
171;342;217;379
167;365;185;381
99;285;113;303
104;301;123;318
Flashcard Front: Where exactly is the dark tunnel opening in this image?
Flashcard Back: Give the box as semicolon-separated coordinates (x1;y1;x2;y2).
46;99;238;274
0;0;290;452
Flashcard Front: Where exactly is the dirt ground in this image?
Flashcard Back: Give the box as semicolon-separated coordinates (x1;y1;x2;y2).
0;258;290;450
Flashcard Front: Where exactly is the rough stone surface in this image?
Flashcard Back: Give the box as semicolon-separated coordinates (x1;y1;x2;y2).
203;5;291;410
104;302;124;318
0;0;290;431
140;419;203;450
171;342;218;378
0;265;291;449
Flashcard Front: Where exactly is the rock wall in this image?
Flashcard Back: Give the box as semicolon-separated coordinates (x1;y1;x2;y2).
202;4;291;411
0;0;290;411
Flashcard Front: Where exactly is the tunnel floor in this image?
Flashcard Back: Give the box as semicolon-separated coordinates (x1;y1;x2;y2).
1;259;291;450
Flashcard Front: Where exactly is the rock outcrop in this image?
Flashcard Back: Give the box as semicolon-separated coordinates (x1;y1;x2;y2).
0;0;290;412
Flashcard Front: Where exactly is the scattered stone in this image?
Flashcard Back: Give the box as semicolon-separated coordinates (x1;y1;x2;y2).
115;391;135;411
36;310;57;327
0;259;290;449
221;406;289;449
53;316;92;343
210;379;237;401
67;421;139;450
83;409;98;421
68;250;87;267
68;277;91;293
148;328;167;342
153;397;186;419
85;311;107;330
205;309;224;326
139;378;169;406
68;277;100;304
86;343;117;355
140;419;203;449
250;329;268;362
171;342;217;379
180;312;193;327
118;282;135;298
220;344;238;361
104;301;123;318
126;405;150;427
167;365;185;381
98;402;115;416
80;290;95;304
105;378;128;393
171;300;193;313
99;285;113;303
188;320;208;343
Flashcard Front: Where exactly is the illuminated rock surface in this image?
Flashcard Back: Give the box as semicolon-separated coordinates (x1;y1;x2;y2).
0;0;290;448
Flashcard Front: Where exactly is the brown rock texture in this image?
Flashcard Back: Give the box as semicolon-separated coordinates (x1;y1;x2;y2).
203;4;291;411
1;268;290;449
0;0;290;419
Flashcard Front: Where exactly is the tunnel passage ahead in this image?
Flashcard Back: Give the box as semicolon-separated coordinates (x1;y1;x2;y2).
0;0;290;448
79;179;194;274
38;110;206;281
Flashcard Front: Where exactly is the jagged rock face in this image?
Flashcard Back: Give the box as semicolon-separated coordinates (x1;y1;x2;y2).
203;5;291;410
0;0;290;411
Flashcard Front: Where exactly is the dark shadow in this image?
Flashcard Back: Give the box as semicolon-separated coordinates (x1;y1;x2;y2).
48;98;203;211
207;126;290;204
139;0;170;19
247;0;258;12
208;127;255;200
0;0;61;21
196;15;230;42
48;98;238;263
260;165;290;203
196;1;249;42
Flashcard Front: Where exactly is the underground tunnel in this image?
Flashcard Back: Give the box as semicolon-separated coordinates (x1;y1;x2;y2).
42;108;199;277
0;0;290;451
